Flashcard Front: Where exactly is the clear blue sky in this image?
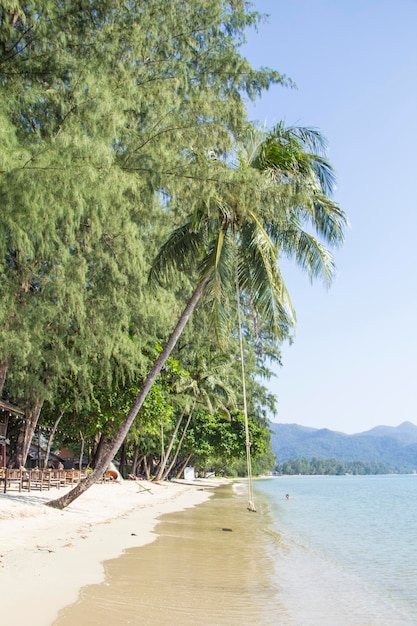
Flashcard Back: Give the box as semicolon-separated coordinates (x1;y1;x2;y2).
243;0;417;434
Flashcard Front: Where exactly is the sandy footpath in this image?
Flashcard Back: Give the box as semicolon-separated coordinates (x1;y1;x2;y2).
0;477;225;625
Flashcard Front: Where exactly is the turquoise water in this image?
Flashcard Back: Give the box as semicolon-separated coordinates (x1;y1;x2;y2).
254;474;417;625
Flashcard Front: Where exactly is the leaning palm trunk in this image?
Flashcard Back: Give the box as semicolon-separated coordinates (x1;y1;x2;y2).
161;409;193;480
47;276;210;509
154;408;187;481
175;453;192;479
43;410;64;469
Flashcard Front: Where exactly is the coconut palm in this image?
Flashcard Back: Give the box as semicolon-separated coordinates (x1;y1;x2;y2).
154;349;238;481
48;122;347;509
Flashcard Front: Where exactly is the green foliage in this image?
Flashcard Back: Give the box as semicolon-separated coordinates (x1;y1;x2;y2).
150;124;346;354
275;458;405;475
251;449;277;475
1;0;287;414
179;408;271;476
1;2;346;480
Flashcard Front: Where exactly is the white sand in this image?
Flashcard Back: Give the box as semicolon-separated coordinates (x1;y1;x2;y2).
0;477;225;625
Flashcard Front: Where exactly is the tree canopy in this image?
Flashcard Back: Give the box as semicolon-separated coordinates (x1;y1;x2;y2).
0;1;347;506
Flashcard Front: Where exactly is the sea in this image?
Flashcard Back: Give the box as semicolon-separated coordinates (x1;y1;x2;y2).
55;474;417;626
253;474;417;625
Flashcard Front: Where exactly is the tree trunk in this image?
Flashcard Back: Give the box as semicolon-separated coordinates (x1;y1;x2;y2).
158;422;165;477
46;275;209;509
37;430;41;467
12;397;44;468
91;433;105;468
0;358;9;396
119;441;127;478
175;453;192;479
43;411;64;468
79;431;85;471
161;408;193;480
154;408;186;481
143;454;151;481
135;453;145;476
131;446;140;476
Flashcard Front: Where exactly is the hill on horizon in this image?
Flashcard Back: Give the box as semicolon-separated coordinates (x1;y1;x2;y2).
269;421;417;471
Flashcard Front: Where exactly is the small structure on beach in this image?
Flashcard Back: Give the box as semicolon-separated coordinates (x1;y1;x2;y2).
183;467;195;480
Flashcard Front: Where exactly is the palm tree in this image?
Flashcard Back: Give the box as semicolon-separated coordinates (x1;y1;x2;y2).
154;350;238;481
47;123;347;509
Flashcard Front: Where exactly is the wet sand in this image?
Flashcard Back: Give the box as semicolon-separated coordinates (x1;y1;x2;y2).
0;479;220;625
54;482;286;625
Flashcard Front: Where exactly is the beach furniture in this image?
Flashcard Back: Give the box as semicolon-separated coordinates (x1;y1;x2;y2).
1;468;30;493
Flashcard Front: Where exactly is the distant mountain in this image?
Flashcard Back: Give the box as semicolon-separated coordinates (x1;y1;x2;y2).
357;421;417;445
269;421;417;471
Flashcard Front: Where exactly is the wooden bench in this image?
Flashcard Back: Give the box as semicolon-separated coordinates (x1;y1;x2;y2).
1;468;31;493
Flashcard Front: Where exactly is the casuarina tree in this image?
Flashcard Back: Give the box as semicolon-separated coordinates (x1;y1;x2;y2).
1;0;287;464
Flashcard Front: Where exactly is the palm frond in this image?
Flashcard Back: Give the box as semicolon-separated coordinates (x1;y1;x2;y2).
238;218;296;339
304;153;337;196
148;221;204;287
200;230;236;345
278;217;336;285
307;195;347;245
252;123;338;196
264;184;347;250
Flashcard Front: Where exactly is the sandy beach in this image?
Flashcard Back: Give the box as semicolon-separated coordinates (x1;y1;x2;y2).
0;477;225;625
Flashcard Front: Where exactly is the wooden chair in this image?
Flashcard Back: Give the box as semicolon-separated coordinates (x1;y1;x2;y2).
3;468;30;492
64;469;82;485
73;469;82;482
0;467;6;493
29;469;45;491
46;469;62;489
41;469;57;490
58;469;67;487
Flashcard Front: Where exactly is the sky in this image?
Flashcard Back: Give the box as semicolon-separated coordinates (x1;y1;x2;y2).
242;0;417;434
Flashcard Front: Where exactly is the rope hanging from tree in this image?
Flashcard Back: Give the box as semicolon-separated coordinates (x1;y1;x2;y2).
236;275;256;512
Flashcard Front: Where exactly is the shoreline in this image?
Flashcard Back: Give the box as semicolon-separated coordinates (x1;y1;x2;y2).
0;477;227;625
55;478;282;626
